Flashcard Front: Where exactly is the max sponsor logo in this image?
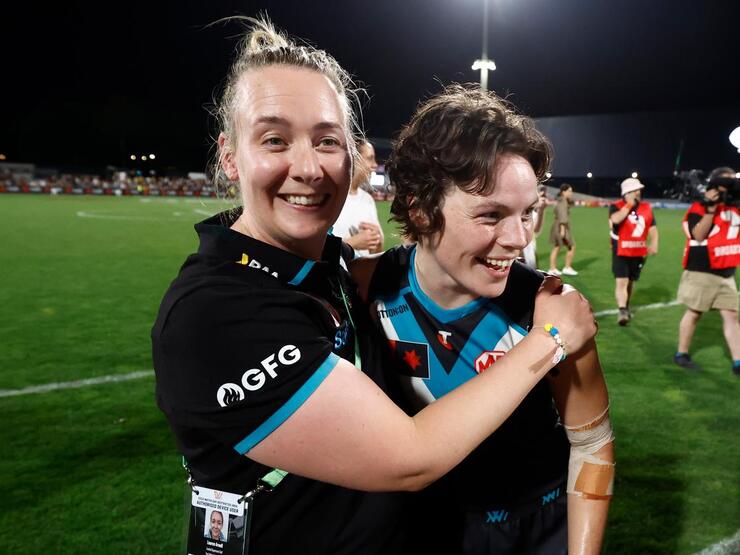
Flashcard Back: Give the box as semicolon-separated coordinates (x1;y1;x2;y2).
216;345;301;406
236;252;279;279
474;350;506;374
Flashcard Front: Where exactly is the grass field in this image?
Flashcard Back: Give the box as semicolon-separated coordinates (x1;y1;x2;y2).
1;194;738;554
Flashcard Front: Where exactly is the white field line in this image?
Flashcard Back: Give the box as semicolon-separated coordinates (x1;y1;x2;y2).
0;297;724;399
593;299;680;318
139;198;224;204
593;291;740;318
0;370;153;398
693;529;740;555
77;210;164;222
0;299;685;399
76;209;215;222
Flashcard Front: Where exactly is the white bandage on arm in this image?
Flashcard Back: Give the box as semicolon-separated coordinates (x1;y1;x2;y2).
565;405;615;499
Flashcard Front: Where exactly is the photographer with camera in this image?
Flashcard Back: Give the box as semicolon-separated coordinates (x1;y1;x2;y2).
674;167;740;374
609;177;659;326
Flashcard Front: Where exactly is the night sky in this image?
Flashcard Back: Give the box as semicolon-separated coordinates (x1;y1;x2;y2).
2;0;739;173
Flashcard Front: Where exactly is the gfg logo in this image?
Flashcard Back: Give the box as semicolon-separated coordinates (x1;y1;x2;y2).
240;345;301;391
216;383;245;407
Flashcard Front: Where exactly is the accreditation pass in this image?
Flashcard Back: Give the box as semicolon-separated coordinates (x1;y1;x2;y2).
187;485;252;555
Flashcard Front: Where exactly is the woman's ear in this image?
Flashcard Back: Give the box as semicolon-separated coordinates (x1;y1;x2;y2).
407;196;428;230
218;133;239;181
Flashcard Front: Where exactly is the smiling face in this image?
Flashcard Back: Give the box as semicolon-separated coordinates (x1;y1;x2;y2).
414;153;539;308
220;65;353;259
209;511;223;539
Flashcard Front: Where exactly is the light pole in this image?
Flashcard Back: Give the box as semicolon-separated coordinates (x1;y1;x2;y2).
472;0;496;90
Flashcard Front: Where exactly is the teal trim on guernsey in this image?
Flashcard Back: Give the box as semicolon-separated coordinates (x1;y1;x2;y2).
288;260;315;285
408;247;487;323
233;352;340;454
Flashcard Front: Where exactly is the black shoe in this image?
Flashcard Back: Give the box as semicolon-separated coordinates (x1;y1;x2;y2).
733;364;740;376
617;308;630;326
674;354;701;371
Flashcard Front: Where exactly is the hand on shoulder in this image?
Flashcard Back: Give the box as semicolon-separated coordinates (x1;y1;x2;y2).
533;276;597;355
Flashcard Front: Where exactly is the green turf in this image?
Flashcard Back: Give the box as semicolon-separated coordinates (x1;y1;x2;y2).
1;195;738;554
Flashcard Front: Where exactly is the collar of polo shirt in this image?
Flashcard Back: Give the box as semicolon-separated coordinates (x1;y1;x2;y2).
195;208;342;287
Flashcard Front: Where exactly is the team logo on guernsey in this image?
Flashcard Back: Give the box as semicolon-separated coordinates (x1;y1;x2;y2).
388;339;430;378
436;331;453;350
235;252;278;278
474;350;506;374
216;383;245;407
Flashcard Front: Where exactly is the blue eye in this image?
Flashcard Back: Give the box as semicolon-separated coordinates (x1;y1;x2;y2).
318;137;341;148
264;137;286;147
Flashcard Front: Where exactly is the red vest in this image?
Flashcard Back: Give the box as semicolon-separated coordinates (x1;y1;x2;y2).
682;202;740;269
614;200;653;257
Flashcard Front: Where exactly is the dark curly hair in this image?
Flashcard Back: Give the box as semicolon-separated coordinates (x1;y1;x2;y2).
387;84;552;241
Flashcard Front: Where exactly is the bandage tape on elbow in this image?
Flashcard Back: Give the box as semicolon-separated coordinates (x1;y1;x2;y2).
565;406;615;499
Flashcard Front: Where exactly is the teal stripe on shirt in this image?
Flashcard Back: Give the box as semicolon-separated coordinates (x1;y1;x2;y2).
233;352;340;454
288;260;315;285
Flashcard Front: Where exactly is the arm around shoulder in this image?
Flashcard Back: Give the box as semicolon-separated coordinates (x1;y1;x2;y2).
247;330;562;492
246;275;598;492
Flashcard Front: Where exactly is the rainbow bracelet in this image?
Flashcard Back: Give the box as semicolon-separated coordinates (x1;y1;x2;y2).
541;323;567;364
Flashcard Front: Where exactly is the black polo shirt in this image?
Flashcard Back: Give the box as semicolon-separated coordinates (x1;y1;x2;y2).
152;209;408;554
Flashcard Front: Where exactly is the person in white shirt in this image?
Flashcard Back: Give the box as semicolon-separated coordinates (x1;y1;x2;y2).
521;184;548;268
333;140;384;256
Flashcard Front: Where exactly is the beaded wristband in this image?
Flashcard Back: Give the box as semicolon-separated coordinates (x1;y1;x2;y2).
534;323;567;364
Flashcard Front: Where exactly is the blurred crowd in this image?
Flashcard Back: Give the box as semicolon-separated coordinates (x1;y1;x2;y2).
0;170;395;200
0;171;218;197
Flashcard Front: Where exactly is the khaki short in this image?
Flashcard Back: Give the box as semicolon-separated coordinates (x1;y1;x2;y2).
549;223;573;248
677;270;739;312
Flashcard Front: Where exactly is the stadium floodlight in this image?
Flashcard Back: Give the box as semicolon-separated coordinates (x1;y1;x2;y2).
472;58;497;91
587;172;593;178
545;171;552;179
149;154;156;160
141;155;148;161
472;59;497;72
730;126;740;153
631;171;638;178
472;0;496;91
736;172;740;179
130;155;136;161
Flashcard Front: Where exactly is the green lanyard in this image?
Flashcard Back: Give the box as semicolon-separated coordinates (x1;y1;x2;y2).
182;457;287;497
336;277;362;371
257;468;288;490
